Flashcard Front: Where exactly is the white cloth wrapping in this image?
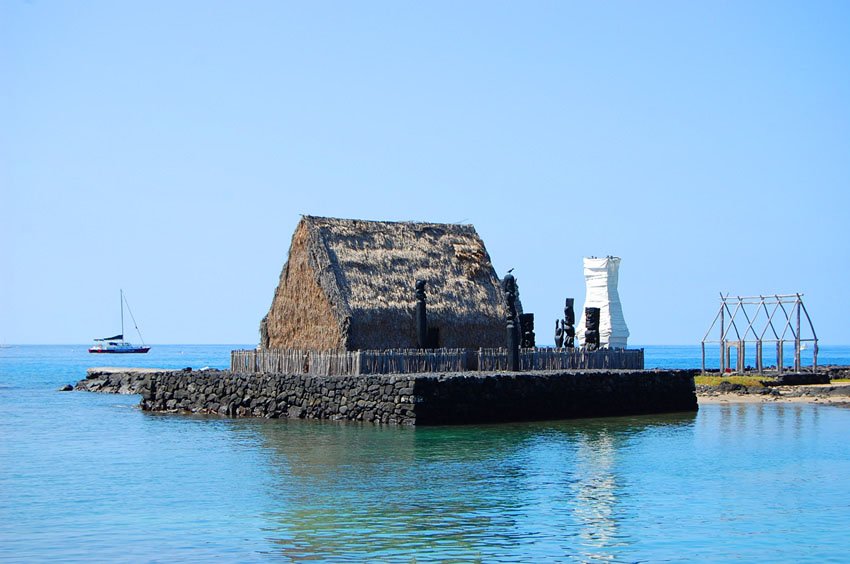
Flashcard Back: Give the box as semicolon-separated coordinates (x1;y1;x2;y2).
576;257;630;349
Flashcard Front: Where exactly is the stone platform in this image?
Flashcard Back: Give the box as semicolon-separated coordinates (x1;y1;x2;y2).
79;367;698;425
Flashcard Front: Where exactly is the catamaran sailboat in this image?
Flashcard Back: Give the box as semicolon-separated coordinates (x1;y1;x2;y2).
89;290;151;354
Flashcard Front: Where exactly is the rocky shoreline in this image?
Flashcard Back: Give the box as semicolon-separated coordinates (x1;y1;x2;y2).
76;367;172;395
697;382;850;405
694;365;850;404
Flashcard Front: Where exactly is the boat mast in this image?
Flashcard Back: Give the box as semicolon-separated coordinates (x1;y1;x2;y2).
120;289;125;343
122;291;146;346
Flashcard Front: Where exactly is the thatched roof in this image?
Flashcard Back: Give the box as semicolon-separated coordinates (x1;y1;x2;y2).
263;216;510;350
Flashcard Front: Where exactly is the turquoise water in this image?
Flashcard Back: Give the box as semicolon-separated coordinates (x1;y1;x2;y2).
2;345;850;562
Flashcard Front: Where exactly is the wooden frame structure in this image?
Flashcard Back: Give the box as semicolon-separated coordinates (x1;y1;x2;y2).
701;294;818;374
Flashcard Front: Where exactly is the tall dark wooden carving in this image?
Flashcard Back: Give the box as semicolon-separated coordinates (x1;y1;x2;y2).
564;298;576;349
503;274;519;371
415;279;428;349
584;306;600;351
520;313;535;349
554;320;564;348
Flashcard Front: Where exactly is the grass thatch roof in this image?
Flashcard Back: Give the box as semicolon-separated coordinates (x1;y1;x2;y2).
263;216;509;350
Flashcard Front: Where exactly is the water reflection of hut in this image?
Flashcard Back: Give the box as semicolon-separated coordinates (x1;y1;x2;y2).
261;216;510;351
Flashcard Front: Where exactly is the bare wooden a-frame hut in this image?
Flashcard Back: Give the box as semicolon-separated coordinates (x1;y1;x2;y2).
261;216;509;351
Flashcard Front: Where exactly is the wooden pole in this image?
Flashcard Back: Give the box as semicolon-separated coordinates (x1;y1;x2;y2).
415;280;428;350
504;274;519;372
719;302;726;373
795;298;801;372
738;341;745;373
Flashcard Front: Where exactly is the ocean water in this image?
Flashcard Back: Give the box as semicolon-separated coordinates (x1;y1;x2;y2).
639;343;850;370
634;343;850;370
2;345;850;562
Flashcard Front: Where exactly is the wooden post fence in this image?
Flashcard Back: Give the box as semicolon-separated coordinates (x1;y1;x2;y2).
231;347;645;375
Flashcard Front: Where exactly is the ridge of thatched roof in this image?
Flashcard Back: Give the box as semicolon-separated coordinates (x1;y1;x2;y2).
305;215;505;315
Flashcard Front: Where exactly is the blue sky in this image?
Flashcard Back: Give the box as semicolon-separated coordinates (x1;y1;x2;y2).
2;1;848;345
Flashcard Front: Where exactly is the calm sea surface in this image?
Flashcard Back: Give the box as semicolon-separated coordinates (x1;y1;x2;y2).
2;345;850;562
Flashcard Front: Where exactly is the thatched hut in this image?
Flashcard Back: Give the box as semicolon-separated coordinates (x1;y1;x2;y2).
261;216;511;351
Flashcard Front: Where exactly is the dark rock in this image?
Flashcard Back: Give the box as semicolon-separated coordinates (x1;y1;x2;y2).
58;384;73;392
718;381;745;393
761;372;830;386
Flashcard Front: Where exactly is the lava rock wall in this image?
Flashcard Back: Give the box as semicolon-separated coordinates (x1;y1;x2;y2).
131;369;697;425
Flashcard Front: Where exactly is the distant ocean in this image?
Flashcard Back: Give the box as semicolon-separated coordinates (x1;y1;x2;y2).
640;343;850;370
3;344;850;562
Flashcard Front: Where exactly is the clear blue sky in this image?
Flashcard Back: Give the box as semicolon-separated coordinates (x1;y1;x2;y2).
2;1;848;345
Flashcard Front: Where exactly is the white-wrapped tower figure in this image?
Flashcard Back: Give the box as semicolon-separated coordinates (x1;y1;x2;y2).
576;256;630;349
